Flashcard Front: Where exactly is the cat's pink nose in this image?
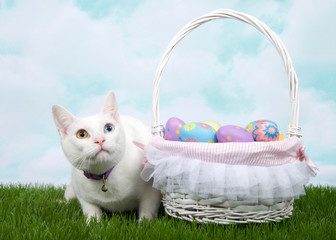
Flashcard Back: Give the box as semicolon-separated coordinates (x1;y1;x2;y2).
95;138;105;146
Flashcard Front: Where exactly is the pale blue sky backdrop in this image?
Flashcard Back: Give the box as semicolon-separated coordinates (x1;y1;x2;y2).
0;0;335;185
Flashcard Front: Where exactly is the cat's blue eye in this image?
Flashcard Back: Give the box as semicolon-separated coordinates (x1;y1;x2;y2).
104;124;114;133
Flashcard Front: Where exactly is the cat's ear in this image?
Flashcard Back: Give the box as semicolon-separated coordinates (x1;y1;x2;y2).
52;105;76;137
133;141;145;151
101;91;120;122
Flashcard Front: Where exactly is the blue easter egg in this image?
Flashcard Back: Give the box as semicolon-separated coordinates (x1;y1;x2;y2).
180;122;217;143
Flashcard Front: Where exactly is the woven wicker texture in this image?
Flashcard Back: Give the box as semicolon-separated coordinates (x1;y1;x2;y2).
149;9;305;224
162;193;293;224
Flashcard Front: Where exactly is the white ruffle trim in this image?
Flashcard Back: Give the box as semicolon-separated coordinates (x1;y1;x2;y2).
141;145;315;206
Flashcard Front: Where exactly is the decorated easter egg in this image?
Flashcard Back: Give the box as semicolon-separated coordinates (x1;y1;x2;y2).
279;133;285;140
247;120;280;142
216;125;254;143
200;120;221;132
180;122;217;143
164;117;185;141
245;120;278;132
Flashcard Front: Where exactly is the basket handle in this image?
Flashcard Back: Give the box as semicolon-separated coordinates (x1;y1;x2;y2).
151;9;302;138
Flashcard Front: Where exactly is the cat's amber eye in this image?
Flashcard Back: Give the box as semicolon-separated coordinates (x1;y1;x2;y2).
76;129;88;139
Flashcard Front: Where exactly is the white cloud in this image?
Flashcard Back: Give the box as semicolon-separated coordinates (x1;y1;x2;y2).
18;147;71;186
310;164;336;186
274;0;336;159
300;89;336;150
281;0;336;67
0;0;132;85
0;55;65;168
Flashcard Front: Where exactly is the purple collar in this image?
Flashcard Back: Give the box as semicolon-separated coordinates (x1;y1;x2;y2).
83;167;114;180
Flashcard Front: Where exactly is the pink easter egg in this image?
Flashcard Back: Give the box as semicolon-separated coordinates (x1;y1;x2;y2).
249;121;280;142
164;117;185;141
245;120;278;132
216;125;254;143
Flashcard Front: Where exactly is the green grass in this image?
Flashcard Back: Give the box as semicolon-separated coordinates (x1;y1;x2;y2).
0;184;335;240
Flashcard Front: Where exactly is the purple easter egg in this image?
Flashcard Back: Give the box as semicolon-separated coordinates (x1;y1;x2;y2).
164;117;185;141
216;125;254;143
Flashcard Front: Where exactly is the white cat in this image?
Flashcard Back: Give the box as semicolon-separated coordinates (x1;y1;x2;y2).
52;91;161;222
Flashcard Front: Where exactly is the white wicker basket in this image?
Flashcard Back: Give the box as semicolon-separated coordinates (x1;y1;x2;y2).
143;9;317;224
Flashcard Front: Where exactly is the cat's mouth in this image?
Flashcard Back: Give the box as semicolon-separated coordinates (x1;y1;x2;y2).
96;148;109;156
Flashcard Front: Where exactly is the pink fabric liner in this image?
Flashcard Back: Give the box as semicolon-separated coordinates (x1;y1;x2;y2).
150;136;318;174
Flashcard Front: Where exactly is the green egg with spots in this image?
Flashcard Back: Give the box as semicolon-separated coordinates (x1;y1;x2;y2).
200;120;221;133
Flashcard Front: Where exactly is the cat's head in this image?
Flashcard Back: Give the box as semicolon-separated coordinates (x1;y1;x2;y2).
52;91;126;174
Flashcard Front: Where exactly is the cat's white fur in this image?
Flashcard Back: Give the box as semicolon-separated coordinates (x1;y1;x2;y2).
52;91;161;222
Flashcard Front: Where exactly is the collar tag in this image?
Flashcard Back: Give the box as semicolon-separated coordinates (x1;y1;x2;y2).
83;167;114;192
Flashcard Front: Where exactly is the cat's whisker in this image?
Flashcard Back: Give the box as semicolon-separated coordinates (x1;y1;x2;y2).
74;157;85;170
78;155;87;170
81;147;101;167
68;149;94;169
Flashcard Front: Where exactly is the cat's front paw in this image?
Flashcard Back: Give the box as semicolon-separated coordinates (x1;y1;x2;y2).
78;198;103;224
64;183;76;202
138;188;161;222
85;211;103;225
138;213;155;222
